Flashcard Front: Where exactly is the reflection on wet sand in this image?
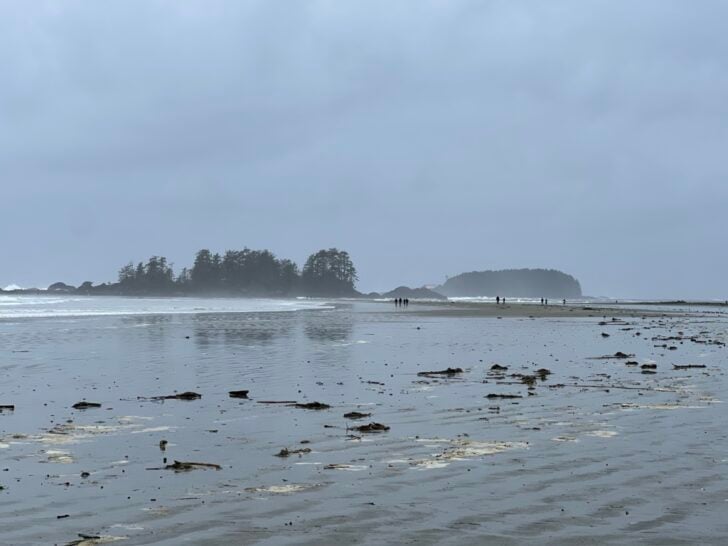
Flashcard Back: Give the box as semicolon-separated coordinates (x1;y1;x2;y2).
193;312;296;347
303;306;354;343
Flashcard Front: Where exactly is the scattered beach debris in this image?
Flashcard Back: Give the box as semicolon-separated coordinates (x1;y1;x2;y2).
490;364;508;371
72;402;101;410
63;533;126;546
591;352;635;360
159;440;168;451
535;368;552;380
324;463;368;471
0;405;15;412
673;364;707;370
274;447;312;457
641;363;657;369
228;390;249;399
417;367;464;377
294;402;331;410
162;460;221;472
486;393;522;399
257;400;298;404
620;402;702;411
352;422;390;433
625;361;639;366
144;392;201;401
343;412;371;419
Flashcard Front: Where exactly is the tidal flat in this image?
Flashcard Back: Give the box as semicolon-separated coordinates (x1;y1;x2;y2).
0;298;726;545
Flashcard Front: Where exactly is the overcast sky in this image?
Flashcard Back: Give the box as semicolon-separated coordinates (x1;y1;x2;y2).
1;1;727;298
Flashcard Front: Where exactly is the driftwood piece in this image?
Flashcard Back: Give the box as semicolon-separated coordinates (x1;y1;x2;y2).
72;402;101;409
417;367;464;377
343;411;371;419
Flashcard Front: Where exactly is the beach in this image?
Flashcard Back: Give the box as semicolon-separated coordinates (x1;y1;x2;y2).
0;296;726;545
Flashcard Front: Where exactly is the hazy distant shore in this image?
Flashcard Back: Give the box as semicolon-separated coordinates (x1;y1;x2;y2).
3;291;723;320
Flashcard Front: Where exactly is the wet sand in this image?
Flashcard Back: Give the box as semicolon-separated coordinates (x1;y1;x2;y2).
399;300;685;319
1;301;727;544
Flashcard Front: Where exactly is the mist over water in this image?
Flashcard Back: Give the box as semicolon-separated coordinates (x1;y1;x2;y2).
0;295;331;319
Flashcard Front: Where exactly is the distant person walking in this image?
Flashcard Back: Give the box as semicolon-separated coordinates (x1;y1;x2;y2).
496;296;500;304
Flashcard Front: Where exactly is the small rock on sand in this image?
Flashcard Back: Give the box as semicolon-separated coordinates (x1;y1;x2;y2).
228;390;249;399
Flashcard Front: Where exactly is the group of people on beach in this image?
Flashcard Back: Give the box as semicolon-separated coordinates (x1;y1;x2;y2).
494;297;567;305
541;298;567;305
394;298;409;307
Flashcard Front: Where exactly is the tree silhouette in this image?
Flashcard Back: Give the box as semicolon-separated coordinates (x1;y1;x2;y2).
302;248;358;296
109;246;359;297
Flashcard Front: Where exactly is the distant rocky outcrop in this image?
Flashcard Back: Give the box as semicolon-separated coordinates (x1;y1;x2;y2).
383;286;447;300
47;282;76;293
363;292;383;299
436;269;582;298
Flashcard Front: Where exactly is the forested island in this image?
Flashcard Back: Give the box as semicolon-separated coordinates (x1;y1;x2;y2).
436;269;582;298
27;248;362;297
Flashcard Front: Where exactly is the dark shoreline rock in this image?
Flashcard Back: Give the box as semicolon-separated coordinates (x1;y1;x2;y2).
383;286;447;300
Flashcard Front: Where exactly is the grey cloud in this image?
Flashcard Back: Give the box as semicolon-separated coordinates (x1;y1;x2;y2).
1;1;727;298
